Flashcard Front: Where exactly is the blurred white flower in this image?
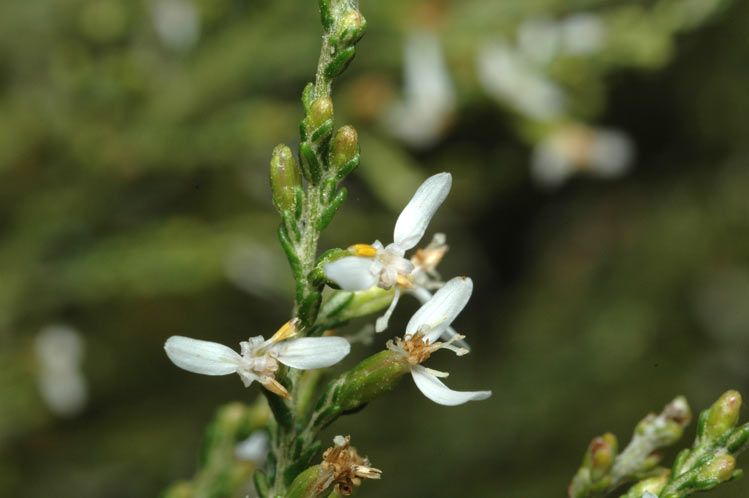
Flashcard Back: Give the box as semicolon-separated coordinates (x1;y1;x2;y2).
477;41;566;121
324;173;451;332
517;17;561;65
235;431;269;464
386;277;491;406
531;124;634;188
34;325;88;417
151;0;201;52
384;31;455;148
164;319;350;398
560;14;606;55
642;492;658;498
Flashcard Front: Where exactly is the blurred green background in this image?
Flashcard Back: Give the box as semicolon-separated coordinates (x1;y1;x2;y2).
1;0;748;496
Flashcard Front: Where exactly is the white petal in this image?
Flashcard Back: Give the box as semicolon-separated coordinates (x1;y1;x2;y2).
324;256;378;291
405;277;473;343
273;337;351;369
642;493;658;498
164;336;241;375
393;173;452;250
411;365;491;406
408;286;470;350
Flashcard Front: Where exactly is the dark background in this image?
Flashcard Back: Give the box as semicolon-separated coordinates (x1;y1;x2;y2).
1;0;748;496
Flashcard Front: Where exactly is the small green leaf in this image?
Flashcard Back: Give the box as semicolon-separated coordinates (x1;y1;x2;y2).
316;188;347;231
300;142;322;184
324;46;356;79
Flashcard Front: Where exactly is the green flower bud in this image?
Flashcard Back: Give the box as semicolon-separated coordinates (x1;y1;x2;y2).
330;126;359;173
620;474;668;498
696;454;736;484
587;433;617;480
335;350;410;412
334;10;367;47
270;144;302;214
636;396;691;447
286;464;329;498
308;96;334;131
704;390;742;441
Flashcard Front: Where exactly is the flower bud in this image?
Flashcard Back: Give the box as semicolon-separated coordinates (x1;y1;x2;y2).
330;126;359;172
308;96;334;132
286;464;328;498
621;474;668;498
586;433;617;480
334;350;410;412
703;390;742;441
270;144;302;213
696;454;736;484
334;10;367;47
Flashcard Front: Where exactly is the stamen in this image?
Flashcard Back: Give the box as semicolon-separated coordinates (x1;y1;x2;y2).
430;333;469;356
375;287;401;333
350;243;378;257
268;318;300;344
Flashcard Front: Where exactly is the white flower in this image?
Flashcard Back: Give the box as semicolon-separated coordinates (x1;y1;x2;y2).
34;325;88;417
235;431;269;464
387;277;492;406
476;41;566;122
560;14;606;55
642;492;658;498
384;31;455;148
517;17;561;65
324;173;452;332
531;124;634;188
151;0;201;53
164;319;350;398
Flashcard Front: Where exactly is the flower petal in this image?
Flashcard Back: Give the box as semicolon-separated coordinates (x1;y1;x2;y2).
324;256;378;291
393;172;452;250
164;336;242;375
408;286;470;350
273;337;351;369
411;365;491;406
405;276;473;342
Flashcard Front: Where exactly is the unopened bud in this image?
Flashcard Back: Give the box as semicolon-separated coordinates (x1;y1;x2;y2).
286;464;328;498
270;144;301;213
330;126;359;171
334;10;367;47
335;351;410;412
703;390;742;441
696;454;736;484
308;96;334;131
586;433;617;479
621;473;668;498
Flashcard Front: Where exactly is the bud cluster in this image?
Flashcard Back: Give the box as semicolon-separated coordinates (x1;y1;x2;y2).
569;391;749;498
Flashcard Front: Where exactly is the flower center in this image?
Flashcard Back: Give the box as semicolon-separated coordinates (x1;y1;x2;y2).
389;333;434;365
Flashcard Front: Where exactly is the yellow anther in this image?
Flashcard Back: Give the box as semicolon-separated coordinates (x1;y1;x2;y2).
269;318;300;343
350;244;377;257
